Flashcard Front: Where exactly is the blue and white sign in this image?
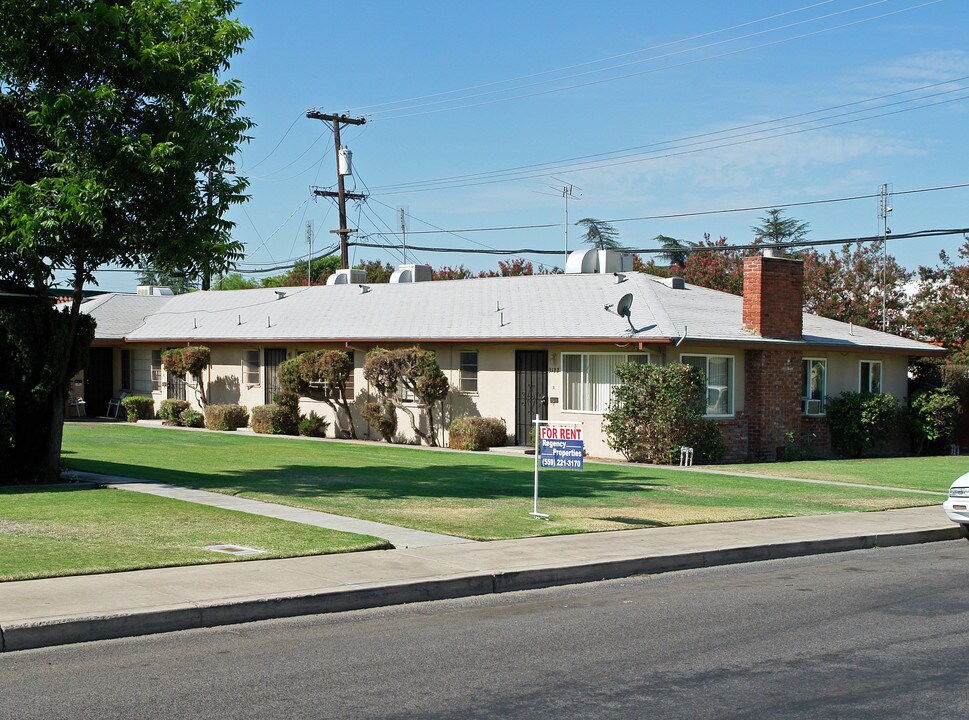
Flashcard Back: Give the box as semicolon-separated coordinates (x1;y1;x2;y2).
530;418;584;519
539;425;585;469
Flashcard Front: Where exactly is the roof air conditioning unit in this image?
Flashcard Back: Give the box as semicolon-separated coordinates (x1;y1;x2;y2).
390;264;433;283
326;269;367;285
136;285;174;296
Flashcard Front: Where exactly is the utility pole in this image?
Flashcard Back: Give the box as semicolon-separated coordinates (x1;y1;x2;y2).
306;110;367;269
879;183;892;332
400;207;407;264
305;220;314;286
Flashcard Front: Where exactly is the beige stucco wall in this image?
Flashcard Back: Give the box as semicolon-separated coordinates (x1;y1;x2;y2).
90;340;915;460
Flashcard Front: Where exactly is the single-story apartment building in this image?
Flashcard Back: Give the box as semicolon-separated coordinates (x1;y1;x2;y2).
69;249;945;461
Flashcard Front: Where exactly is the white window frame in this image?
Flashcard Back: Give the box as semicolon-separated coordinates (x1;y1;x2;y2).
242;349;260;386
561;352;650;414
680;353;735;418
150;350;162;392
859;360;883;394
802;357;826;415
459;350;478;394
130;349;154;393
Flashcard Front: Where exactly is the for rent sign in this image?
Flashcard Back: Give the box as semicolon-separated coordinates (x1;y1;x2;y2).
539;425;584;469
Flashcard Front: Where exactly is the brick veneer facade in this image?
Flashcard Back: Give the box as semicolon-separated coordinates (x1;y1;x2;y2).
739;253;813;461
744;348;804;460
742;255;804;339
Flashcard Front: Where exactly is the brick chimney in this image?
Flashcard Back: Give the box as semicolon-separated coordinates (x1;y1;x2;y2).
742;251;804;340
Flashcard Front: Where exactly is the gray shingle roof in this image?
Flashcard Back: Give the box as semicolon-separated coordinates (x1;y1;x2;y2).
67;294;173;339
82;272;943;354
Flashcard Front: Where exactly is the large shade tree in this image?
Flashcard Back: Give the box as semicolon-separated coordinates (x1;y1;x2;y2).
0;0;252;481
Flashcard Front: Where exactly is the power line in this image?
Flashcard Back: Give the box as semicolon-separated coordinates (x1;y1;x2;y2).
360;180;969;237
350;227;969;256
372;89;969;196
377;1;939;120
347;1;840;114
372;75;969;193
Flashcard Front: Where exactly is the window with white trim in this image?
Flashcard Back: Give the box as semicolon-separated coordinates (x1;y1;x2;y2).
562;353;649;413
150;350;162;392
860;360;882;394
242;349;260;385
802;358;826;415
681;354;734;416
123;350;160;391
459;351;478;393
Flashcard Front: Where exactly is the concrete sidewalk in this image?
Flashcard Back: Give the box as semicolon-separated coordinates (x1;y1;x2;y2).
0;505;960;653
68;470;474;549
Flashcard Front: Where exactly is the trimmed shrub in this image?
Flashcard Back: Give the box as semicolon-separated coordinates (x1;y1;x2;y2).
179;408;204;428
910;386;961;453
250;405;273;434
299;411;330;438
204;404;249;431
159;399;191;425
251;404;299;435
121;395;155;423
449;416;508;451
827;392;901;457
602;362;724;464
277;358;305;395
362;401;397;442
162;346;212;405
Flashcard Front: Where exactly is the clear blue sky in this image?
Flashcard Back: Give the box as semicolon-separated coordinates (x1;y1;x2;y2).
91;0;969;291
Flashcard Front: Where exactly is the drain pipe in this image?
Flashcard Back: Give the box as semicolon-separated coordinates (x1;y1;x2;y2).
675;325;688;347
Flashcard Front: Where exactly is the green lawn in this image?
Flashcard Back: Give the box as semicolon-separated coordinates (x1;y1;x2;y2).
0;484;389;582
61;424;939;541
716;456;968;493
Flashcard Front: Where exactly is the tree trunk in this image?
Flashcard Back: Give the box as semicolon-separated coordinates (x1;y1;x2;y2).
337;390;357;439
39;257;86;482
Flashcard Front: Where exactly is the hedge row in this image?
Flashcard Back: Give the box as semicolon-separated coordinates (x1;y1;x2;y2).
448;416;507;451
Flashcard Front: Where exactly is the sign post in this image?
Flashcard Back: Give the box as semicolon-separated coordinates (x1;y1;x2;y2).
531;415;584;519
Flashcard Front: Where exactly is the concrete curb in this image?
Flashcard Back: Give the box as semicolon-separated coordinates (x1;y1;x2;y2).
1;525;960;652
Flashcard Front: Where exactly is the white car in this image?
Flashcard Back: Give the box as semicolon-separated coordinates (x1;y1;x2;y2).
943;471;969;539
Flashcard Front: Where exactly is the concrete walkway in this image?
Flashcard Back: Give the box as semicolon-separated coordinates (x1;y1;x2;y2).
67;471;474;549
0;505;960;652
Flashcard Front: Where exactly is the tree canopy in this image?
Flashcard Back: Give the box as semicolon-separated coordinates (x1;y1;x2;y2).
575;217;621;250
751;208;810;245
0;0;253;481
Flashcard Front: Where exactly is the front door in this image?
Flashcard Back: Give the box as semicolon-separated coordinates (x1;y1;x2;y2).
83;347;114;417
264;348;287;404
167;371;186;400
515;350;548;445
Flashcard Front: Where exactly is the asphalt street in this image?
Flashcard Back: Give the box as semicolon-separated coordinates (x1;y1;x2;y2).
2;541;967;719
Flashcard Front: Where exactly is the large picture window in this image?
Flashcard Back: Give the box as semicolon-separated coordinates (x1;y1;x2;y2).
860;360;882;394
681;354;734;416
122;349;159;393
562;353;649;413
802;358;826;415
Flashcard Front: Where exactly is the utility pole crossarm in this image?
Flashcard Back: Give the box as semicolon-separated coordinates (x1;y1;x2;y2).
306;109;368;268
312;188;367;201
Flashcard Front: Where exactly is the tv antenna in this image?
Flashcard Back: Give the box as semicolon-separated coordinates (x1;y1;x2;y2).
552;177;582;266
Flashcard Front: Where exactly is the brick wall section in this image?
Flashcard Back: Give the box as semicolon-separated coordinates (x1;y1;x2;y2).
800;415;832;457
745;348;804;461
714;414;749;463
742;255;804;339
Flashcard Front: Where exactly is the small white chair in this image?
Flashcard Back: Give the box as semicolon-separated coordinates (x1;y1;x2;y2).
106;391;130;418
68;394;87;417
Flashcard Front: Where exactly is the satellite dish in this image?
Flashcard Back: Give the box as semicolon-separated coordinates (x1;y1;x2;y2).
616;293;635;331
